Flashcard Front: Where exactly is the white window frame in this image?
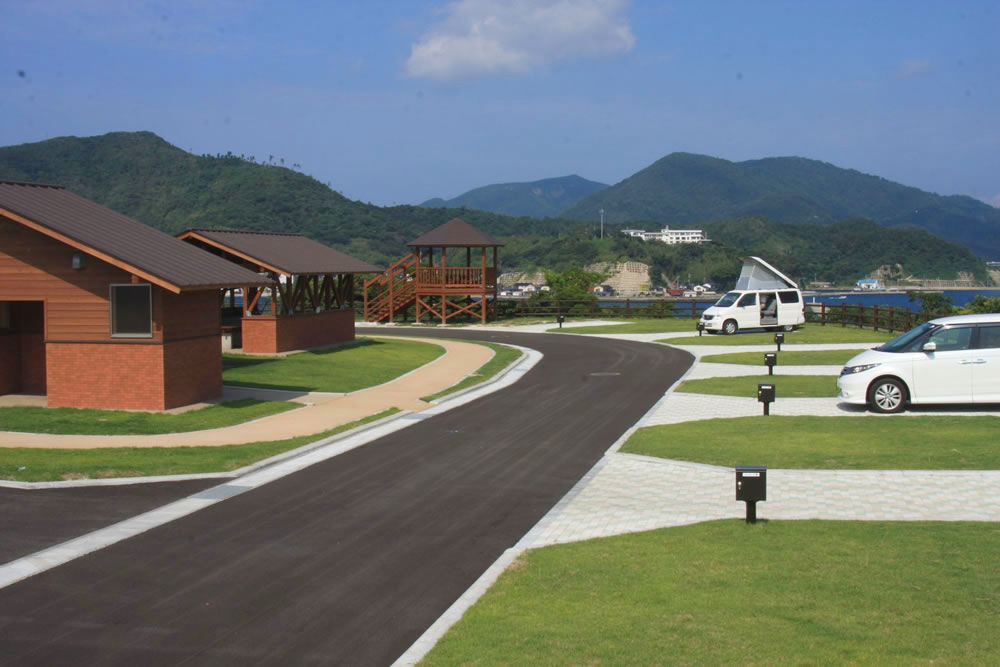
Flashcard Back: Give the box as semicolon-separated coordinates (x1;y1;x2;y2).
109;283;153;338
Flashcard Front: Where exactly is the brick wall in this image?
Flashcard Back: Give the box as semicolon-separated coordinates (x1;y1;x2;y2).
46;342;166;410
241;309;355;354
163;336;222;408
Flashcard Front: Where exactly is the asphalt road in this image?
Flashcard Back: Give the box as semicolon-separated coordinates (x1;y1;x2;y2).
0;329;693;666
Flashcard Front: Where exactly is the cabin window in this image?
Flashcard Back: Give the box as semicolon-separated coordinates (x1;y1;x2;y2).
110;284;152;337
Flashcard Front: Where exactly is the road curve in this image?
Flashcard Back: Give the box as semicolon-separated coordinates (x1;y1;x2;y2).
0;330;692;666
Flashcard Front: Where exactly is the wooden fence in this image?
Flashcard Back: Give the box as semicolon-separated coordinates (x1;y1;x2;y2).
358;296;943;333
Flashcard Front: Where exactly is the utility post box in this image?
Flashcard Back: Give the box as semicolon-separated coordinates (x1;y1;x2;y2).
764;352;777;376
774;332;785;351
735;465;767;523
696;321;705;336
557;314;565;329
757;383;775;416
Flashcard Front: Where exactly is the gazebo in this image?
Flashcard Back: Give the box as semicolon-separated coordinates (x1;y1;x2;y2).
178;229;381;353
364;218;503;325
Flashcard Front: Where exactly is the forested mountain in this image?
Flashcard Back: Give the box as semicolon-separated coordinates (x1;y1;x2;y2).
562;153;1000;260
505;218;988;286
0;132;989;285
421;175;607;218
0;132;587;267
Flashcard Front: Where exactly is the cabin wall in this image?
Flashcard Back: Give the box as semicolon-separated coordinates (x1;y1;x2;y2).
1;216;226;409
242;309;354;354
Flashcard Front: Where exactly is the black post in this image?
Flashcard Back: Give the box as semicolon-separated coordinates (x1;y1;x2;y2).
746;501;757;524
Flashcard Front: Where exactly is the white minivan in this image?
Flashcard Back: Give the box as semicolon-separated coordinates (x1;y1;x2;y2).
837;313;1000;413
699;256;805;334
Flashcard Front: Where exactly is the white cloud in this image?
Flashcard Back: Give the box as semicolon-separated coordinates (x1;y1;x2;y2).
405;0;636;82
984;193;1000;209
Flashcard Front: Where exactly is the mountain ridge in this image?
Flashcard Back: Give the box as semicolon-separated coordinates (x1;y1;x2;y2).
561;152;1000;259
421;174;607;218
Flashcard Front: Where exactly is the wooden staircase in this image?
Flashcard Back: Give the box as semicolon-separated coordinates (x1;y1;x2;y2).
363;253;418;323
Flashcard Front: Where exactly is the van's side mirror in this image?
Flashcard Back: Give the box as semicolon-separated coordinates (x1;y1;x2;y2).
922;342;937;353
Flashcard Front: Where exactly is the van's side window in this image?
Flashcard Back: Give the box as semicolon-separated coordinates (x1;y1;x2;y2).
976;325;1000;349
778;291;800;303
926;326;972;352
737;293;757;307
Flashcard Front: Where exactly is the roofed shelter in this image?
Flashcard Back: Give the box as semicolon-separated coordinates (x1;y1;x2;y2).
364;218;503;325
0;181;272;410
178;229;381;354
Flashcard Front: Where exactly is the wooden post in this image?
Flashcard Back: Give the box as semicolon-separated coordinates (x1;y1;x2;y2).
841;302;847;327
691;300;697;319
820;303;826;326
873;305;879;332
625;298;631;316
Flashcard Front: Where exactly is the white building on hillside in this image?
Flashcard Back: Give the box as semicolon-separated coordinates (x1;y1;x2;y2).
622;226;708;244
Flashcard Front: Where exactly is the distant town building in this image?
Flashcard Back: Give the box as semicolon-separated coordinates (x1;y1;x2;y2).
621;226;708;244
855;278;884;291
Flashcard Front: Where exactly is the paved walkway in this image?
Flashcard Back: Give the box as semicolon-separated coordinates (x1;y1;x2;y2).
0;336;494;448
515;334;1000;549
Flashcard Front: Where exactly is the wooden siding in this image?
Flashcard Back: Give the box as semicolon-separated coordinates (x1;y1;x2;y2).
0;216;167;342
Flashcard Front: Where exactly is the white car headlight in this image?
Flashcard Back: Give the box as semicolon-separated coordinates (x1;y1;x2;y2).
840;363;880;376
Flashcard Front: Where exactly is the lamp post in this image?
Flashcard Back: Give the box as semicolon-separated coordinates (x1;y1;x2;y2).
599;209;604;239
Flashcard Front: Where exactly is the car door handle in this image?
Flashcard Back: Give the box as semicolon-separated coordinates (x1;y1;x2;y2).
959;359;986;365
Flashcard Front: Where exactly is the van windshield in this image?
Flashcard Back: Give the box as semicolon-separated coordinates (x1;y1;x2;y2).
715;292;740;307
877;322;937;352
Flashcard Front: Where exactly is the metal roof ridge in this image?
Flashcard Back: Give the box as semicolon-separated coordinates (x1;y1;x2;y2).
0;180;65;189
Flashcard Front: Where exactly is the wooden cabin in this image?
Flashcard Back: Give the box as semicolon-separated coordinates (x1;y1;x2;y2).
364;218;503;325
0;181;272;411
178;230;381;354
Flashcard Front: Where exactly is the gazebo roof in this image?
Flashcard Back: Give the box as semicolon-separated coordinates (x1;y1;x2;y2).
0;181;272;293
407;218;505;248
179;229;383;276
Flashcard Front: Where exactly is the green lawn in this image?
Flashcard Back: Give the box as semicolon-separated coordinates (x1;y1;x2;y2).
547;318;698;334
0;409;398;482
421;342;522;402
677;374;837;397
0;399;296;435
622;416;1000;469
700;348;868;366
664;324;893;345
424;521;1000;665
222;337;444;391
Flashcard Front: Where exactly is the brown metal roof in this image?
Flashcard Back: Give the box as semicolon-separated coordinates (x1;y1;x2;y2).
407;218;505;248
179;229;383;276
0;181;273;293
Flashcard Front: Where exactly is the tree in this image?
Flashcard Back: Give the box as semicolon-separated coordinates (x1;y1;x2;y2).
542;266;606;300
908;291;954;316
962;295;1000;314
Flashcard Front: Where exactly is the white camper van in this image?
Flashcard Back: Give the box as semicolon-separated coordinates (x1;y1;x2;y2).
699;257;805;334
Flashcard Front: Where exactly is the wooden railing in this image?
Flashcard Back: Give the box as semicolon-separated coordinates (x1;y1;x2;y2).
363;253;418;322
416;266;496;289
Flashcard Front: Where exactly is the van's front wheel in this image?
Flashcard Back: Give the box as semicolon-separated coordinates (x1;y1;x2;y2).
868;378;907;413
782;324;795;332
722;319;738;335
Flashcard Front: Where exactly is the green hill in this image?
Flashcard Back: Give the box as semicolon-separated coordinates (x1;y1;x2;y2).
503;217;988;286
0;132;587;266
421;175;607;218
562;153;1000;260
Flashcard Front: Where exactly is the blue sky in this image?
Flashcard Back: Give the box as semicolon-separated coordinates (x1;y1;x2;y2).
3;1;998;209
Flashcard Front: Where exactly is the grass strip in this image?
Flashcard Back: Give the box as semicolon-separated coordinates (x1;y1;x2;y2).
0;399;295;435
622;415;1000;469
222;337;444;392
421;342;522;402
547;318;698;334
700;348;868;366
424;520;1000;665
0;409;399;482
664;324;893;345
677;374;837;397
